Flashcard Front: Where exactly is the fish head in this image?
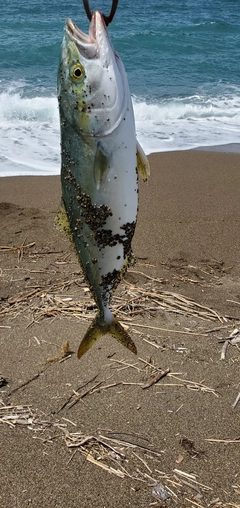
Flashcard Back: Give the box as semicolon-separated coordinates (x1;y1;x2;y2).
58;11;128;137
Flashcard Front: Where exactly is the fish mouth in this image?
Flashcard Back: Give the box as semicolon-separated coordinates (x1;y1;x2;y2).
66;11;107;59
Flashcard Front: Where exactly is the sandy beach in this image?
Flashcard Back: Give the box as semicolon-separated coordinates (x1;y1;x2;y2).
0;150;240;508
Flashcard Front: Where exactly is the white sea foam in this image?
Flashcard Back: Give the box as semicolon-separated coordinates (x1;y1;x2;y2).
133;93;240;154
0;91;60;177
0;89;240;177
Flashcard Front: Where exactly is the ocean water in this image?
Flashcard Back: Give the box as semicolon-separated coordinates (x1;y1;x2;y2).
0;0;240;176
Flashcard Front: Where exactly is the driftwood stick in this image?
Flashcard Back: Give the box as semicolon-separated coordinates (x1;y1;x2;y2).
142;368;170;389
67;381;102;409
56;374;99;413
232;392;240;409
8;370;46;396
122;322;208;336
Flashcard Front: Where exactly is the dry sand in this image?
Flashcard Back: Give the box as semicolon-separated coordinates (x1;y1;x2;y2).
0;150;240;508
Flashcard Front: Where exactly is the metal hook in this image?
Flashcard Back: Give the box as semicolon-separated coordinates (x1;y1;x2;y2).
82;0;119;26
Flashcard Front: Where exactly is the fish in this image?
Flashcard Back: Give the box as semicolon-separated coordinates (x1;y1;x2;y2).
57;10;150;359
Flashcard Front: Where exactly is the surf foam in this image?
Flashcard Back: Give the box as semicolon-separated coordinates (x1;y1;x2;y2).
0;88;240;176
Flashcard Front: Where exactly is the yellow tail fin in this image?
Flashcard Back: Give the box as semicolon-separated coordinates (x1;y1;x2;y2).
77;315;137;358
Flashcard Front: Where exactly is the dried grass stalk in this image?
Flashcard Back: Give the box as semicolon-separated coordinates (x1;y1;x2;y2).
1;267;224;326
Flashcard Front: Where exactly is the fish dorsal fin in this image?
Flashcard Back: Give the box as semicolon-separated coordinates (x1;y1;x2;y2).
55;198;73;241
136;140;150;182
94;144;109;190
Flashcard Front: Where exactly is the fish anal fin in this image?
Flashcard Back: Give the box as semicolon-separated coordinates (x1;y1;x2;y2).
55;198;73;242
94;144;109;190
136;140;150;182
77;314;137;358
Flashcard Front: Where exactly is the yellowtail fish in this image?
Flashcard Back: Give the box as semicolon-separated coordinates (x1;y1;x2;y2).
57;10;149;358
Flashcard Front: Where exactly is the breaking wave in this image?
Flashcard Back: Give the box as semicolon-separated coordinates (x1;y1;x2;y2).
0;88;240;176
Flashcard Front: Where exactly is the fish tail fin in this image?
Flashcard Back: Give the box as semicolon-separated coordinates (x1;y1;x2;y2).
77;314;137;359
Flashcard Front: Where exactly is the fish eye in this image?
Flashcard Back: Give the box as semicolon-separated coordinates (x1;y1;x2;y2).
71;64;84;81
74;68;81;77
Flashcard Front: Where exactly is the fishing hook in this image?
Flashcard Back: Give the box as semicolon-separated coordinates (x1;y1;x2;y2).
82;0;119;26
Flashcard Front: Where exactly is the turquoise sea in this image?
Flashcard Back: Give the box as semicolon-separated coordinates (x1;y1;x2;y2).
0;0;240;176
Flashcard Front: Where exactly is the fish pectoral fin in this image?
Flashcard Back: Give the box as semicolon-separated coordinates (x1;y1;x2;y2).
55;198;73;241
136;140;150;182
94;144;109;190
77;314;137;358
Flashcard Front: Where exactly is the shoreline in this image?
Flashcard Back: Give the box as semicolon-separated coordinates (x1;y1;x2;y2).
1;144;240;179
193;142;240;153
